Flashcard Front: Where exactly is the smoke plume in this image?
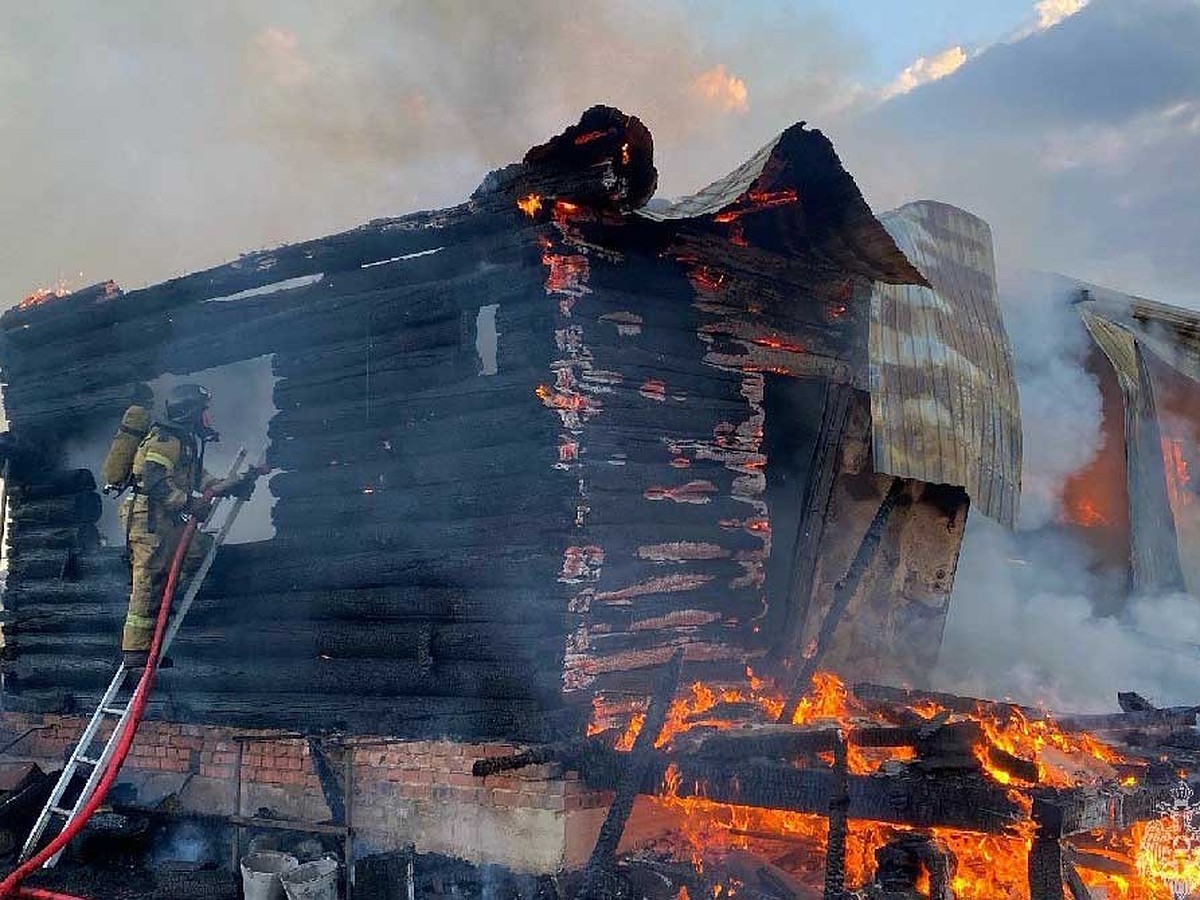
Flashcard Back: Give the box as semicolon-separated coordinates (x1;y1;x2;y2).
932;270;1200;711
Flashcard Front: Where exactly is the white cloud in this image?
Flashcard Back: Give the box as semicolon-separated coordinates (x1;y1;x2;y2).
881;45;967;100
1035;0;1090;31
691;64;749;114
1040;100;1200;173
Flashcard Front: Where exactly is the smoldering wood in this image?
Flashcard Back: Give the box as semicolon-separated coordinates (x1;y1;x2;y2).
584;649;684;890
1062;861;1093;900
5;525;100;556
822;732;849;900
6;469;97;500
776;383;852;669
854;683;1200;734
6;655;566;701
1027;831;1066;900
679;720;1039;784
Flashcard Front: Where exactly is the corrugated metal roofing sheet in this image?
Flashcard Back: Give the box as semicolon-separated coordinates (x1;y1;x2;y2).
868;201;1021;527
1077;283;1200;384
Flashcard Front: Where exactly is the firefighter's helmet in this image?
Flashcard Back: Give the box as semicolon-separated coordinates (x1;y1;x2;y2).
164;383;212;430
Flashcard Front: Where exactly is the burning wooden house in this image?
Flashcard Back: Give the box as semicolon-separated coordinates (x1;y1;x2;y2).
0;107;1184;898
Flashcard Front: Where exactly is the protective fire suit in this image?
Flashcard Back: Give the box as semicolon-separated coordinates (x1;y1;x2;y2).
120;423;218;652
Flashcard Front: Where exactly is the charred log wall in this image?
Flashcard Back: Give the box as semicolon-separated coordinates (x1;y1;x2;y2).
0;200;583;740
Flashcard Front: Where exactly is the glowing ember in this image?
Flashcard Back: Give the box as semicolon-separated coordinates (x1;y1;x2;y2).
750;335;805;354
517;194;543;217
535;383;595;414
18;285;68;310
542;251;591;310
573;128;612;146
640;379;667;402
644;481;718;505
688;267;726;293
712;189;799;224
1163;436;1193;513
592;671;1157;896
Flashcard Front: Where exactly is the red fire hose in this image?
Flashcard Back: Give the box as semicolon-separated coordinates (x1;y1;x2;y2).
0;513;202;900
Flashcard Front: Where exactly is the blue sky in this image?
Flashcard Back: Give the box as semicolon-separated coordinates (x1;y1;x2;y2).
692;0;1036;82
836;0;1032;76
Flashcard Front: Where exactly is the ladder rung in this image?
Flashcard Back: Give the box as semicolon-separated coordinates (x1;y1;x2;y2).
100;706;127;716
49;806;73;818
76;756;101;767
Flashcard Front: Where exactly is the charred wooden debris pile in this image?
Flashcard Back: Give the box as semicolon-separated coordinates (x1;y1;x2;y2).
489;667;1198;900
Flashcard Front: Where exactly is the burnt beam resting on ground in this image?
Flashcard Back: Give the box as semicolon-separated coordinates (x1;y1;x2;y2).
583;648;684;892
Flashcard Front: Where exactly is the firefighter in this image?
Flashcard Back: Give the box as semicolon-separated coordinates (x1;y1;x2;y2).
119;383;256;668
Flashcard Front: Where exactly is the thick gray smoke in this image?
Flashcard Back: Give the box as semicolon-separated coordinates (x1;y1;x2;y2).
0;0;860;306
932;272;1200;711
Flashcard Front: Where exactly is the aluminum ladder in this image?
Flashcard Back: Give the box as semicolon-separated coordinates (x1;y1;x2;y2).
19;451;254;867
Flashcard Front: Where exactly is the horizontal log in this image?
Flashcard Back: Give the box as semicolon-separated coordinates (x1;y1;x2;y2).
5;655;566;704
9;623;567;666
1032;786;1159;837
855;683;1200;733
1;585;568;633
9;492;102;527
7;469;97;500
4;574;128;606
5;525;100;555
3;550;125;583
1;687;584;743
565;747;1026;834
0;202;489;340
208;524;561;578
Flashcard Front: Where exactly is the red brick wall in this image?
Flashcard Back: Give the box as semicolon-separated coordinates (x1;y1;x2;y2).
0;712;611;871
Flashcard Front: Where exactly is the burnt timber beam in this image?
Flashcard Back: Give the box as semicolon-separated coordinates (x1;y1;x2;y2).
778;478;905;723
823;732;849;900
485;736;1163;838
1032;785;1158;838
854;683;1200;733
582;649;684;894
777;382;852;664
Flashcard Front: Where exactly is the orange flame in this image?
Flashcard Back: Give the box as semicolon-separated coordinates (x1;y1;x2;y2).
517;194;543;217
18;284;69;310
593;673;1164;897
1162;436;1193;512
712;189;798;224
977;706;1123;788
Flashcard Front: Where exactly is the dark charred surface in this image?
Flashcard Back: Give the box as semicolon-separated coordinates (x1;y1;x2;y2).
0;106;940;743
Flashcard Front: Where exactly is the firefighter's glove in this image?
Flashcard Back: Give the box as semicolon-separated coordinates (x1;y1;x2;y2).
228;472;257;501
184;493;214;522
